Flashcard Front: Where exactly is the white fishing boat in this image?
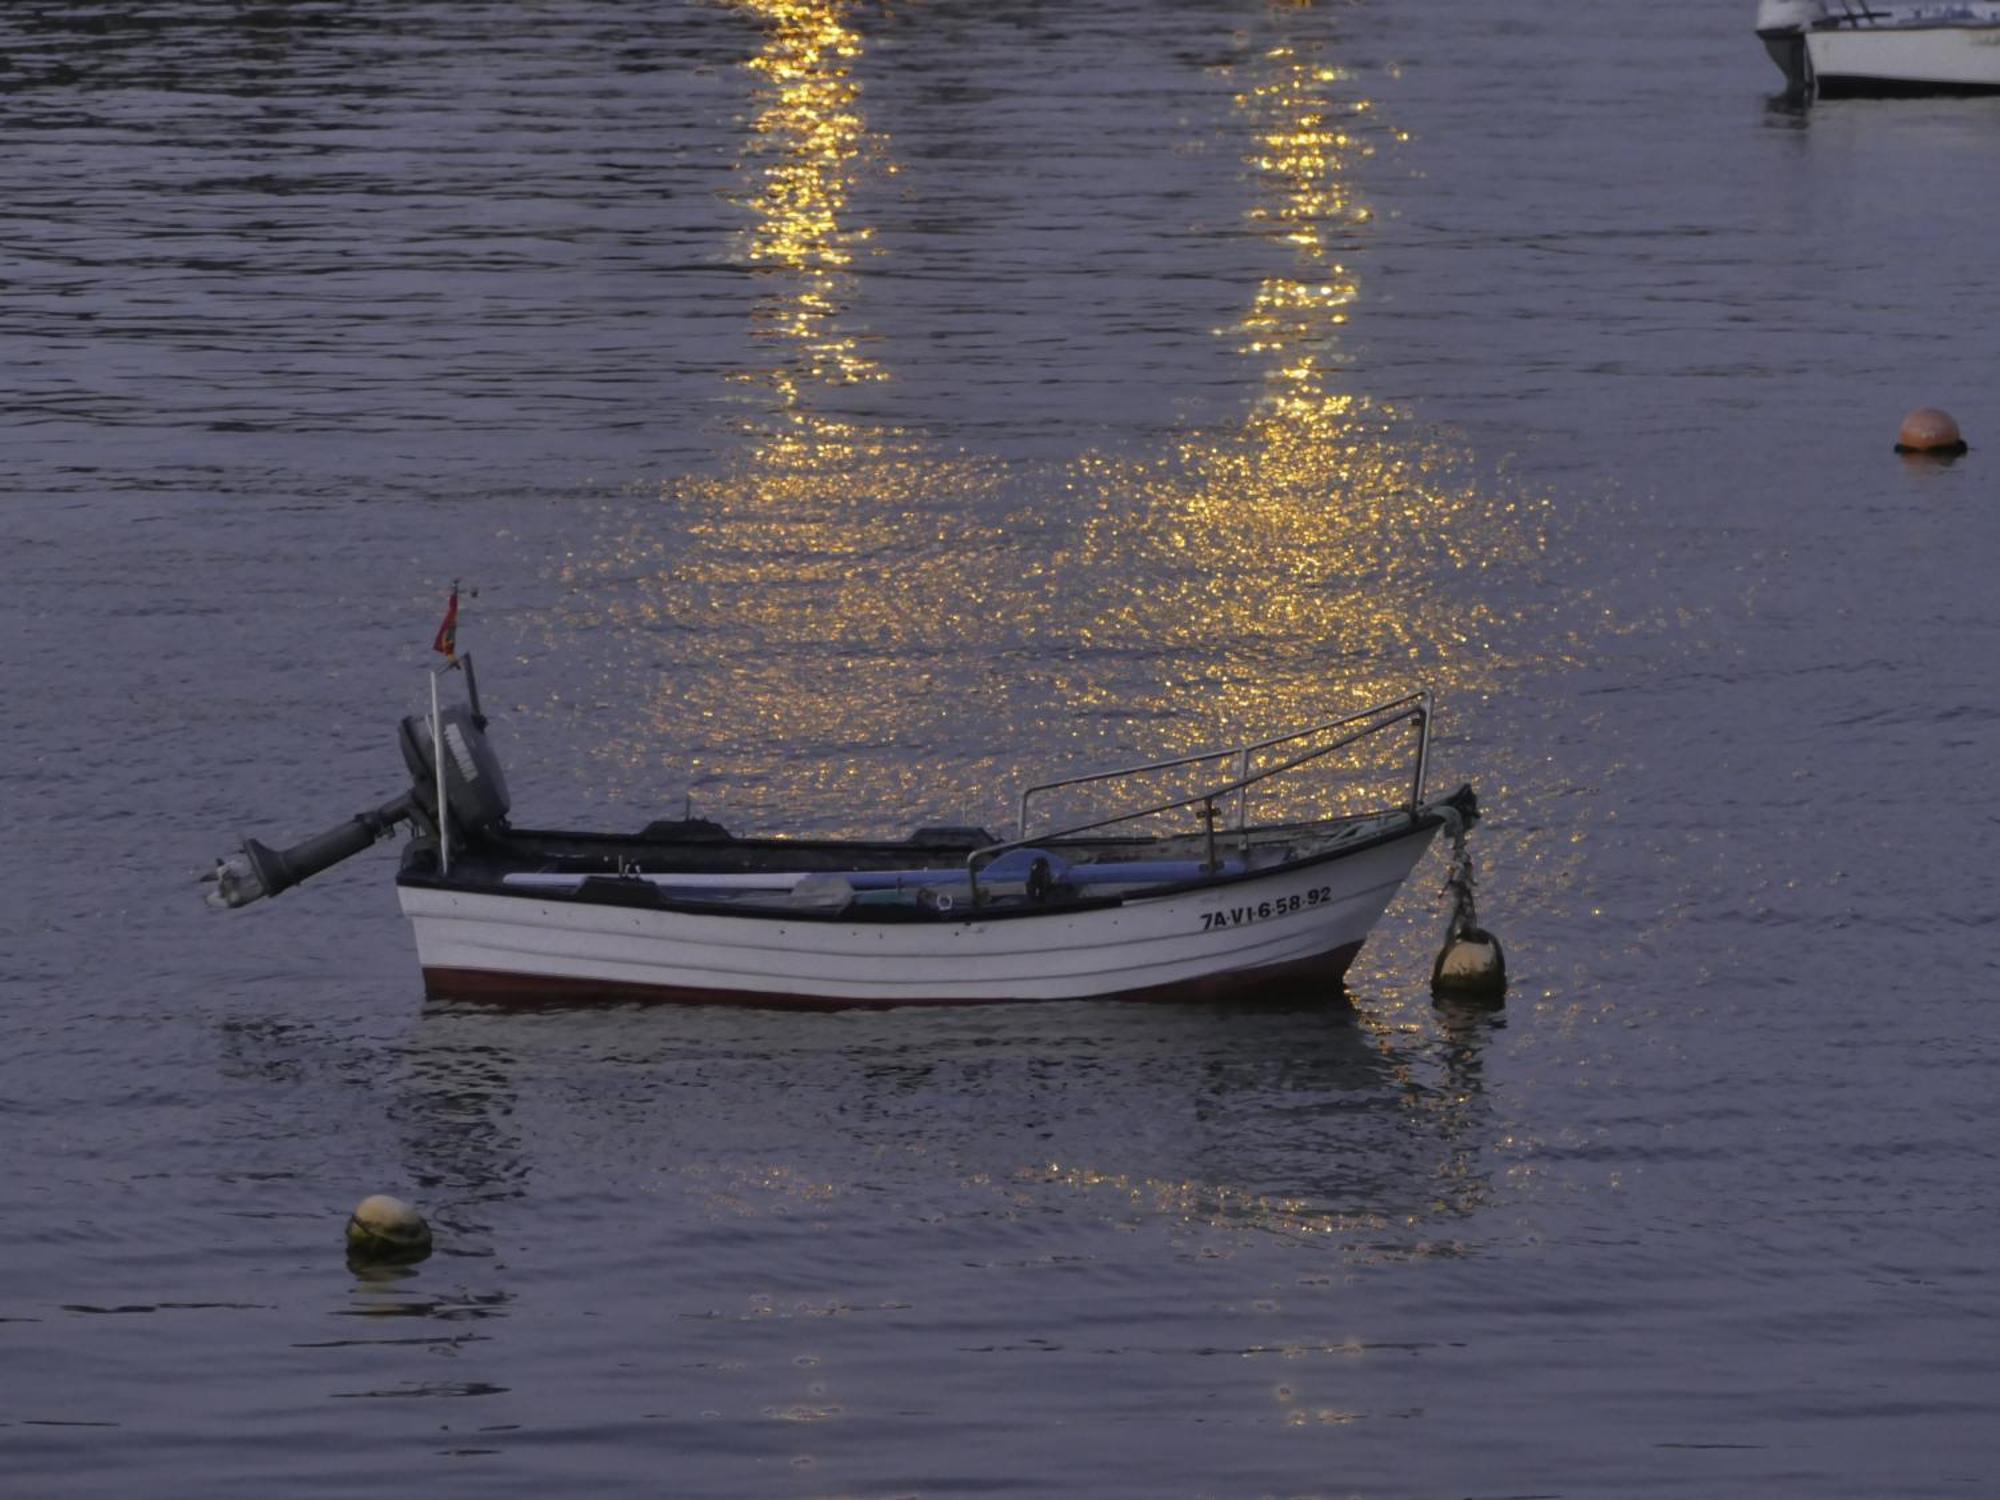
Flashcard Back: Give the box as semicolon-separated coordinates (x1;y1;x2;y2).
204;658;1495;1007
1757;0;2000;97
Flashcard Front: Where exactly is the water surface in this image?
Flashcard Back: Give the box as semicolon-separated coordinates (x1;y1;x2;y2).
4;1;1999;1494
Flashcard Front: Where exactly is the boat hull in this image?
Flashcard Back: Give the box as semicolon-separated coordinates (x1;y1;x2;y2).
1807;24;2000;94
401;820;1438;1008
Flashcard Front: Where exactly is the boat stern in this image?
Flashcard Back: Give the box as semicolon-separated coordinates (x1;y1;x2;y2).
1756;0;1817;92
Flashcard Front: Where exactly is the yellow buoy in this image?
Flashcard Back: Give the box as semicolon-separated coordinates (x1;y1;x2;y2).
345;1194;433;1265
1895;408;1967;456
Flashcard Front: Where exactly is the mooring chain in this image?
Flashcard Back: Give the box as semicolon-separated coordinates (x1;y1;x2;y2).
1439;820;1481;944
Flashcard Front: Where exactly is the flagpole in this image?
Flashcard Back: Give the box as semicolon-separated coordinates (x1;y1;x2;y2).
461;650;484;727
427;580;465;876
430;667;450;879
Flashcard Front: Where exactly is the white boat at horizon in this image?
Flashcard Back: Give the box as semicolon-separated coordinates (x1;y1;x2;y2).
204;665;1492;1008
1757;0;2000;97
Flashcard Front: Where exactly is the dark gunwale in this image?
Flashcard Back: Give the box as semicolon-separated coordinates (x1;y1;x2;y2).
397;802;1454;927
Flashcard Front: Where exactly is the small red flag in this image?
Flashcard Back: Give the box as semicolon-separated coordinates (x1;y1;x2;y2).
432;583;459;661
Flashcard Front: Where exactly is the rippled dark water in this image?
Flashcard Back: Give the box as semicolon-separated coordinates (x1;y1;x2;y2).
5;1;2000;1494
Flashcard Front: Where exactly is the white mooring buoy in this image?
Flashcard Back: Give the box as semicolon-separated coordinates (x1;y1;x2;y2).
345;1194;433;1264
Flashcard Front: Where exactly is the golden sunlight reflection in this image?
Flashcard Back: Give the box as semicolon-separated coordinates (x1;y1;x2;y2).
571;0;1024;828
735;0;886;411
1040;40;1559;767
563;0;1570;875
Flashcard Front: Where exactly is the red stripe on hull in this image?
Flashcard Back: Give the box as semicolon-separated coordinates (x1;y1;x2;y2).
422;942;1364;1010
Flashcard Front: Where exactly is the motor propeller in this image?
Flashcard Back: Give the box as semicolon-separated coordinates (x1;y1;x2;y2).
202;705;511;909
204;795;417;909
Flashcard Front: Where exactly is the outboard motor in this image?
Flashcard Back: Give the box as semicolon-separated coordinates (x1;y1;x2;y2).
204;705;511;909
397;704;510;839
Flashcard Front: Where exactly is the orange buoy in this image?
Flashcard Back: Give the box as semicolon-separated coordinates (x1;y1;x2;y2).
1895;408;1967;456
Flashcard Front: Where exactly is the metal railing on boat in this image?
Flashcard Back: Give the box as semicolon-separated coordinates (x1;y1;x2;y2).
966;693;1431;907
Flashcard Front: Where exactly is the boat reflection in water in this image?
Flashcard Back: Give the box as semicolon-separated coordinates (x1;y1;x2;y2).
394;989;1502;1265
